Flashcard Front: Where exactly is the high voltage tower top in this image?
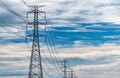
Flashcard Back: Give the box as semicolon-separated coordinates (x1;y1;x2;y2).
27;5;45;78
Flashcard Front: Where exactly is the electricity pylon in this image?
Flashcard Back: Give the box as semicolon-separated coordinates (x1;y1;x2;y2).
63;59;68;78
27;5;45;78
62;60;76;78
70;70;74;78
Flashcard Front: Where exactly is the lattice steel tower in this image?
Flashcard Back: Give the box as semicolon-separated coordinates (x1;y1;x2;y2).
27;5;45;78
63;59;68;78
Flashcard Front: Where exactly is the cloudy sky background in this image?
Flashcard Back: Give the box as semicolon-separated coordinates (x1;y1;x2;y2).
0;0;120;78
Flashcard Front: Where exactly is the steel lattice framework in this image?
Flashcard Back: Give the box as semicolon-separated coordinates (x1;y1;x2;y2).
27;5;45;78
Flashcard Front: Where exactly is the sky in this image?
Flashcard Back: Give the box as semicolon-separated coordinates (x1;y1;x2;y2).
0;0;120;78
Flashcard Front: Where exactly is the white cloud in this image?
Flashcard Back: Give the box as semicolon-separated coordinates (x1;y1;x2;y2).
75;59;120;70
0;41;120;77
103;35;120;39
57;43;120;59
0;0;120;25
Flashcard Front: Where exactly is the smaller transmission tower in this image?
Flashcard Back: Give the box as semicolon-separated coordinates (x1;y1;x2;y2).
27;5;45;78
63;59;68;78
70;70;74;78
62;60;76;78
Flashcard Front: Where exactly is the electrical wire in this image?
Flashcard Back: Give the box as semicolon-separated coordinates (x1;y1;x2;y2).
40;43;63;78
0;0;27;22
43;69;55;78
1;27;25;37
40;43;57;66
45;13;63;62
20;0;29;7
20;0;35;11
45;35;62;74
44;13;63;66
44;33;62;73
0;23;31;54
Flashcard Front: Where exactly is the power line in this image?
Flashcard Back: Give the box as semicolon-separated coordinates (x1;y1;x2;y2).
20;0;29;7
44;13;63;64
0;0;27;22
40;43;60;69
0;27;25;38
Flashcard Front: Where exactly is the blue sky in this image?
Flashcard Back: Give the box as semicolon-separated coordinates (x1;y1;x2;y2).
0;0;120;78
